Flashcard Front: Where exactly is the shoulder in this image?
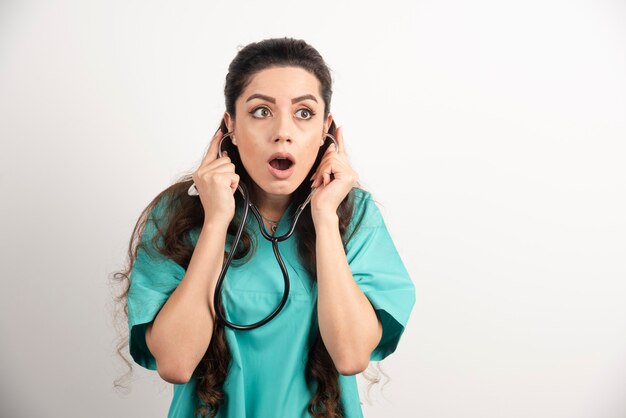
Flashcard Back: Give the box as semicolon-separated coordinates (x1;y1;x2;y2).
343;187;387;248
349;187;375;214
138;190;183;253
150;191;179;220
348;187;384;229
350;187;373;204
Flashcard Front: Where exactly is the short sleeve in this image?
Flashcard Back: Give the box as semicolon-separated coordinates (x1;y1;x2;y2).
345;189;416;361
127;197;186;370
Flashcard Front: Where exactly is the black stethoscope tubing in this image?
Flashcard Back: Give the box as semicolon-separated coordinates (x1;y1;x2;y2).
189;132;337;331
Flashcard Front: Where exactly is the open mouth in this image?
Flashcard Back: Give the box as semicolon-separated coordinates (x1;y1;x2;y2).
269;157;294;171
267;153;296;179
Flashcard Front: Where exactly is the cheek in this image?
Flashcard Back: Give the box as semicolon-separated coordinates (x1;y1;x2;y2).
300;140;322;169
233;138;263;173
239;144;264;173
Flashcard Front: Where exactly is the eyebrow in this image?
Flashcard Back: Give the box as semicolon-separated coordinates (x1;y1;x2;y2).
292;94;318;104
245;93;318;104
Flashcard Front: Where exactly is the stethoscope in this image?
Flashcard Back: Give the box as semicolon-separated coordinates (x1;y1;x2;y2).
187;131;338;330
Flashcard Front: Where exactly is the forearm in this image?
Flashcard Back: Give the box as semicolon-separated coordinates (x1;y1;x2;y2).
314;213;383;376
145;221;227;384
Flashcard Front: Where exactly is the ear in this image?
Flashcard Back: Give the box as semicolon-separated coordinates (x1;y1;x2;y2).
223;112;237;145
323;113;333;134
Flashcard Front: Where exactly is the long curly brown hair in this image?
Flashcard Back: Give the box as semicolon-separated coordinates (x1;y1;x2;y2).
111;37;383;417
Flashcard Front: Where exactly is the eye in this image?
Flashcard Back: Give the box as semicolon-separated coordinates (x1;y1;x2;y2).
251;106;272;118
295;108;315;120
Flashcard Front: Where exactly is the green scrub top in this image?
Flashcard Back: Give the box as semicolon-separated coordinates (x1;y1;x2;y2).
128;188;415;417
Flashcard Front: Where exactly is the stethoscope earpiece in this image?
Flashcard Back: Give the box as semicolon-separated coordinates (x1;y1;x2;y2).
188;131;338;196
323;132;338;152
187;131;233;197
217;131;234;159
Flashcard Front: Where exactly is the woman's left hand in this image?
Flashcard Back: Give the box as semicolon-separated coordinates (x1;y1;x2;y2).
310;127;358;222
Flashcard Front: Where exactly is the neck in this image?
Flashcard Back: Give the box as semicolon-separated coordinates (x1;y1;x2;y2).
250;183;291;221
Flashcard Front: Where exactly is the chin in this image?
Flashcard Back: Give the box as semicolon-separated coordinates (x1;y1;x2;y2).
261;180;302;196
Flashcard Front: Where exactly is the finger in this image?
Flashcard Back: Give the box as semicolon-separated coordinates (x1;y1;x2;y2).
316;145;336;168
211;150;237;170
195;159;235;186
310;160;327;188
311;146;339;186
203;150;233;170
322;171;331;187
313;163;332;188
312;174;320;189
230;173;240;194
201;129;224;166
207;162;236;174
335;126;345;154
211;172;239;190
310;167;320;188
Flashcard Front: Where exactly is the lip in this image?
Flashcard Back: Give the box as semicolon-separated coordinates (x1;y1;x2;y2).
267;152;296;164
267;152;296;180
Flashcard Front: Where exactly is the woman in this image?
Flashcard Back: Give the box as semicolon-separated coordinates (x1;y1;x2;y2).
115;37;415;417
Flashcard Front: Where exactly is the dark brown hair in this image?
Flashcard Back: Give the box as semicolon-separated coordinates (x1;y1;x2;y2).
112;37;378;417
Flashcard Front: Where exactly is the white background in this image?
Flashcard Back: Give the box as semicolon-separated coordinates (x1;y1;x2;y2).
1;0;625;417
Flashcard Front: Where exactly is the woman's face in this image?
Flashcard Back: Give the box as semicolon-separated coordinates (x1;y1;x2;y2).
224;66;332;200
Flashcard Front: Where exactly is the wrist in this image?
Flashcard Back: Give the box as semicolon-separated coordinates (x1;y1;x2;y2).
202;218;230;234
312;209;339;228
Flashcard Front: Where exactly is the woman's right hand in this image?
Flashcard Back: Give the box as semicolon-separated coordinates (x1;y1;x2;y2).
192;130;239;228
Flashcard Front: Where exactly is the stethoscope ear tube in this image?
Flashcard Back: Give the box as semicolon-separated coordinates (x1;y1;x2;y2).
213;181;292;330
188;131;339;330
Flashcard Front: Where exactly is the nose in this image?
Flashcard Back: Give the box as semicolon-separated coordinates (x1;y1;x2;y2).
273;133;292;143
273;114;293;144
